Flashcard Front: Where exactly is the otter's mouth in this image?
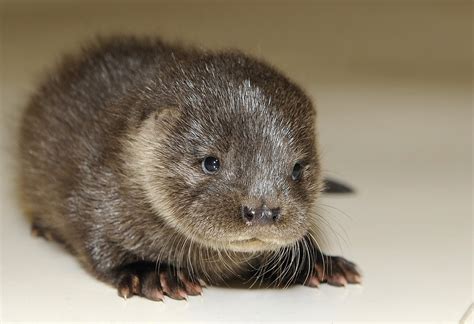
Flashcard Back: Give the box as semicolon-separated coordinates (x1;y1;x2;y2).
232;238;263;244
187;227;305;253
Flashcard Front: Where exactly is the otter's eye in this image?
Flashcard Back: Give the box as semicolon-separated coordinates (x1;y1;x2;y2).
202;156;220;174
291;162;303;181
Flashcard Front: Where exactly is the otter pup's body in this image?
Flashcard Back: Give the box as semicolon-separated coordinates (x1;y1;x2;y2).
19;37;360;300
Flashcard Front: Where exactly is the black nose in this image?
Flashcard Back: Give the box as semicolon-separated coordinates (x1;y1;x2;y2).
241;205;281;224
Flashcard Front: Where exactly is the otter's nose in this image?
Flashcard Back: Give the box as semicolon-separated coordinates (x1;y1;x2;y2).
241;205;281;224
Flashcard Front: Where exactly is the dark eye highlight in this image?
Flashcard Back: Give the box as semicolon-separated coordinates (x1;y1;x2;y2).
202;156;220;174
291;162;303;181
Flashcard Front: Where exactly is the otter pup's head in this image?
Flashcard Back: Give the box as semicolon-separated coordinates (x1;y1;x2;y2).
127;52;323;252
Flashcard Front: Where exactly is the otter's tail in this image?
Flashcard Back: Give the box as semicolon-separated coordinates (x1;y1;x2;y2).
323;178;354;194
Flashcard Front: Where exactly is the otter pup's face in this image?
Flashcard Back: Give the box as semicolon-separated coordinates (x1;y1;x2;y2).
130;56;322;252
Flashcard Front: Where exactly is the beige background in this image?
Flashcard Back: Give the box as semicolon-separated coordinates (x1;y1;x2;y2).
1;0;472;322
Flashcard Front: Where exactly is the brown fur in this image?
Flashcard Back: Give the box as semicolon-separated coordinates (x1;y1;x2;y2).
19;36;360;299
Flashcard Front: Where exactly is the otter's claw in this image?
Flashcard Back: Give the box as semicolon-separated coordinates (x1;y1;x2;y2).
116;263;203;301
304;256;362;288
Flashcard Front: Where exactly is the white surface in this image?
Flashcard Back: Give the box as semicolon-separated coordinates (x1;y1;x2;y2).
1;2;472;322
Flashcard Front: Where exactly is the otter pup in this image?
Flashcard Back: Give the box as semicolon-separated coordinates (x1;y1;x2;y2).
19;36;361;301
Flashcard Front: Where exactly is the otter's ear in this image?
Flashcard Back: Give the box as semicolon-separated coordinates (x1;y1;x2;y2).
152;107;181;127
137;107;181;136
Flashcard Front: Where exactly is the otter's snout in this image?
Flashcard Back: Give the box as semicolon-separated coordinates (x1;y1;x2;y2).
241;205;281;225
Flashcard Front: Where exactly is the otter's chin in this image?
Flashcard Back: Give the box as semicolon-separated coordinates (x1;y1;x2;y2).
192;235;288;253
184;226;306;253
225;238;280;252
220;236;303;253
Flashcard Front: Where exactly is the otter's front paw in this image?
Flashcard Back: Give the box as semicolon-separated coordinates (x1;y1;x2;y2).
116;263;204;301
304;256;362;287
